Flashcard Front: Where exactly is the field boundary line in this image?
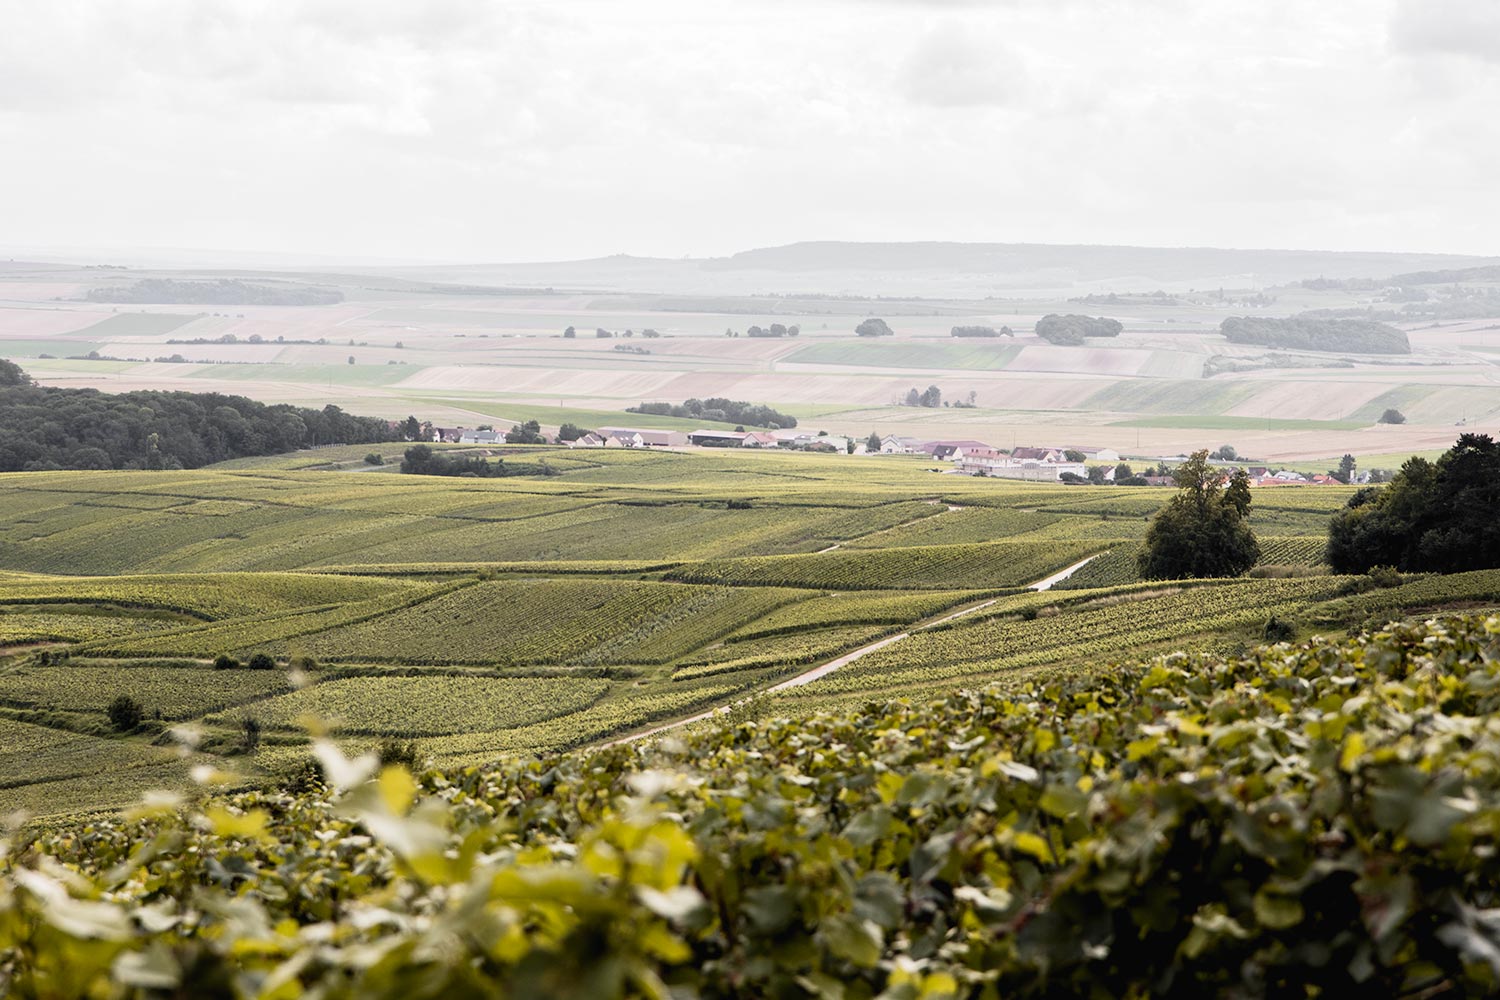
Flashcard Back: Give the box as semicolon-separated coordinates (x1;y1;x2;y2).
594;552;1104;750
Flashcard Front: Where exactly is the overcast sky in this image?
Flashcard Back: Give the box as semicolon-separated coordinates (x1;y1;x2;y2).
2;0;1497;263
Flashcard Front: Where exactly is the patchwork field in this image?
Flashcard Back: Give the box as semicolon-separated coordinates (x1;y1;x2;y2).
2;258;1496;463
2;446;1498;817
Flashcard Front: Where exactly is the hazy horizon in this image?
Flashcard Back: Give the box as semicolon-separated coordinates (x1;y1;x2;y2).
6;236;1500;274
3;0;1497;263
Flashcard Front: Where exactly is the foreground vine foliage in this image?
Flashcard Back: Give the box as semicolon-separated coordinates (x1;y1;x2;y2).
4;615;1500;998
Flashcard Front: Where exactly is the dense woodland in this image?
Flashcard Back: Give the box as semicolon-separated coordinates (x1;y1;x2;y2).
1034;313;1123;345
1220;315;1411;354
1326;434;1500;574
627;398;798;428
0;360;397;471
84;278;344;306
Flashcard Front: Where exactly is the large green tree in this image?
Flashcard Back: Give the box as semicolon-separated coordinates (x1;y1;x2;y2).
1326;434;1500;574
0;358;32;386
1138;450;1259;579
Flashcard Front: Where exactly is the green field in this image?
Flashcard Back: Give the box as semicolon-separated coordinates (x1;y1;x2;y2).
75;312;198;337
0;447;1496;818
786;340;1023;370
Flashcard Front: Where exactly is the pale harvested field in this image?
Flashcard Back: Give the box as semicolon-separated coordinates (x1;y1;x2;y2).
3;259;1497;465
1223;380;1393;421
0;306;113;338
0;282;93;302
1005;345;1168;377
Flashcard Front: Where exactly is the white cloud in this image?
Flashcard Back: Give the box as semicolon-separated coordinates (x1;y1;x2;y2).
898;21;1029;107
0;0;1494;260
1391;0;1500;63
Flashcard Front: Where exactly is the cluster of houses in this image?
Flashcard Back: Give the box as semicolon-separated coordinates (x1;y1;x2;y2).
874;437;1122;482
568;427;855;452
430;422;1351;487
1244;467;1372;486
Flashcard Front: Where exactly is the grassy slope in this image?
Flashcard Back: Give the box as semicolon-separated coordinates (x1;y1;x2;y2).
0;448;1493;817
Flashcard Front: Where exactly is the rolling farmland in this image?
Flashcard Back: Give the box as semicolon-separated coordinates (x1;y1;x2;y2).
4;254;1498;469
0;446;1497;817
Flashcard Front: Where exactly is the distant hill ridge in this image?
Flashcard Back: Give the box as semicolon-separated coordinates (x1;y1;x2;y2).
700;241;1500;282
389;241;1500;298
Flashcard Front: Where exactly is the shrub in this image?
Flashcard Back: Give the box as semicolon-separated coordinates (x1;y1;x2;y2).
213;654;240;670
280;756;324;795
107;695;143;731
1263;614;1296;642
247;652;277;670
377;739;423;771
364;453;384;466
240;715;261;753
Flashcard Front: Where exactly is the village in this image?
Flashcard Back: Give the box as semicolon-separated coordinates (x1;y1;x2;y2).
427;423;1355;486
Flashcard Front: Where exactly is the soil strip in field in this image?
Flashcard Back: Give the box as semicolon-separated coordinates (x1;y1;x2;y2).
602;552;1102;747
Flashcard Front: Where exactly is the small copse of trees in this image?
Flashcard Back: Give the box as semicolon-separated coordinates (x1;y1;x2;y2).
1325;434;1499;574
1034;314;1123;346
627;399;796;429
399;445;558;479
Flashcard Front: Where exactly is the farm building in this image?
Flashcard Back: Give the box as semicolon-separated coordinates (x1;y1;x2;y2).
957;447;1087;481
1073;447;1121;463
880;435;921;454
921;440;992;458
689;430;750;447
1010;446;1065;463
597;427;688;448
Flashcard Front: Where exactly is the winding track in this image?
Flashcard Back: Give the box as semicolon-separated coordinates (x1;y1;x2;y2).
602;552;1101;748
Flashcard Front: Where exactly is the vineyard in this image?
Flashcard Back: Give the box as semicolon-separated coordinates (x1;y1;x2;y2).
5;615;1500;996
0;450;1495;822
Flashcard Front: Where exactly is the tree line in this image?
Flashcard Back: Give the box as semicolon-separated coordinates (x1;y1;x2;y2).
627;398;797;429
399;444;559;479
1219;315;1410;354
84;278;343;306
0;360;400;472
